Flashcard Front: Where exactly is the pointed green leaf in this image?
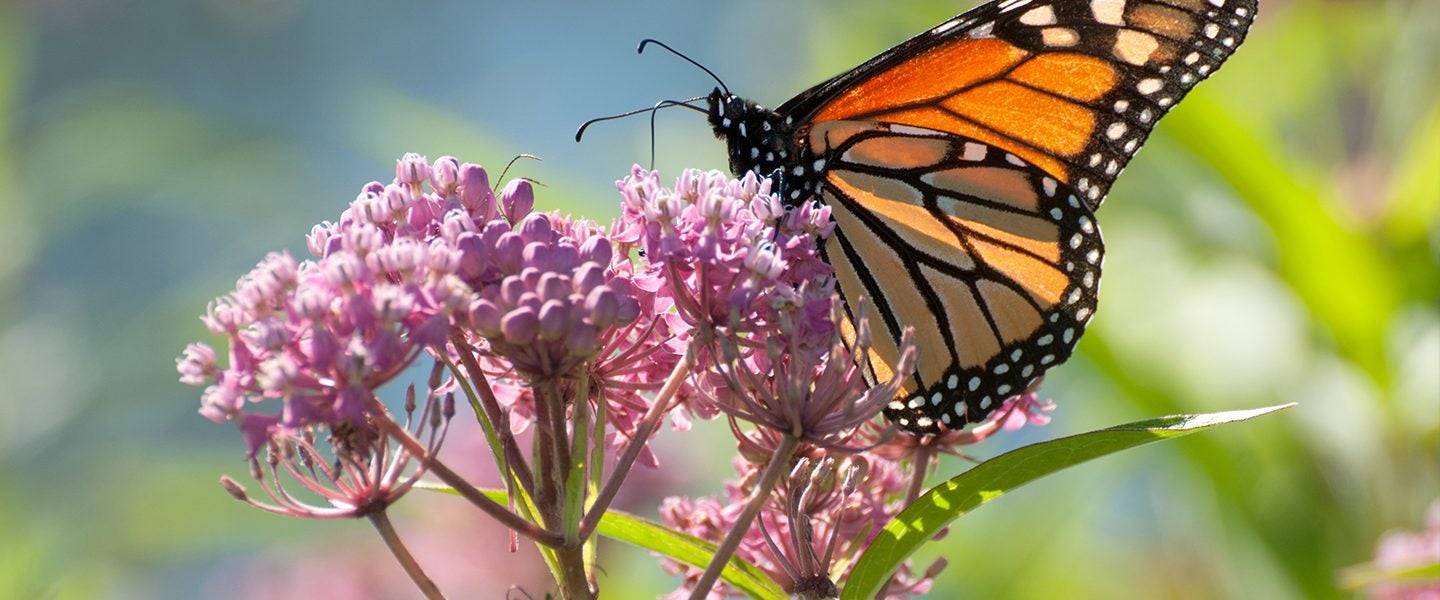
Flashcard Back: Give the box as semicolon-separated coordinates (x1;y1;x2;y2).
841;404;1294;600
415;484;786;599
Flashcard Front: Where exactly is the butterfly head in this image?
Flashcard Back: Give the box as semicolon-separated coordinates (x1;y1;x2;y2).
705;88;819;204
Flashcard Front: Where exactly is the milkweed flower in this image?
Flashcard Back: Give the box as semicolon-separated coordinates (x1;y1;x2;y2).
711;293;918;454
613;167;832;334
1365;500;1440;599
459;211;641;380
615;167;913;446
658;454;942;599
183;159;481;455
220;385;454;519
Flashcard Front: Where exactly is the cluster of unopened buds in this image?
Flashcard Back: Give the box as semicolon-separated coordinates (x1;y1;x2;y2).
179;154;1056;599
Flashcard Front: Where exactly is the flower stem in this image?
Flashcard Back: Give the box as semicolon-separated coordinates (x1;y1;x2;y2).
687;433;802;600
449;335;535;497
369;510;446;600
554;541;595;600
905;445;933;505
372;414;565;547
578;340;697;538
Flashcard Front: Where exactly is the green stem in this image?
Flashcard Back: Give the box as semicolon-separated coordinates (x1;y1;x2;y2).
565;366;592;544
688;433;801;600
373;415;564;547
579;341;698;538
369;510;446;600
448;336;535;498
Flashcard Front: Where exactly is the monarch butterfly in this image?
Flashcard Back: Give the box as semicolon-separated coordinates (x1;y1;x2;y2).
588;0;1256;434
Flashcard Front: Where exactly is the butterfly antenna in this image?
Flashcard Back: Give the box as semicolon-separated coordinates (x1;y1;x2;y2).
636;38;730;95
495;153;543;192
647;97;706;168
575;97;705;143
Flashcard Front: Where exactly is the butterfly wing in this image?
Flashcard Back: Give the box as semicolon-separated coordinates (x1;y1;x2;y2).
781;0;1258;208
814;122;1102;432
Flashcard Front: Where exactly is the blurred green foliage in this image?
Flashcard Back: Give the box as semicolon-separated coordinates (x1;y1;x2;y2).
0;0;1434;598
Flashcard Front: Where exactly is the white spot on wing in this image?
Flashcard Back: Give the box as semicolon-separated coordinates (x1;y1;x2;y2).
1090;0;1127;25
1042;28;1079;47
1020;5;1057;25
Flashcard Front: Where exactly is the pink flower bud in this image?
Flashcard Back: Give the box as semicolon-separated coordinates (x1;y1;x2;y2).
579;235;613;266
468;300;502;336
458;163;495;217
500;275;528;306
517;212;553;244
501;179;535;223
430;156;460;195
586;286;619;328
537;299;569;341
615;295;641;324
551;242;580;272
395;153;431;186
565;322;600;357
573;263;606;294
494;232;525;273
537;272;570;302
453;233;488;280
523;241;553;272
500;307;539;344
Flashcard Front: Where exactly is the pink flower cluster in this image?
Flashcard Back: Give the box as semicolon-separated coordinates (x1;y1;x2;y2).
659;454;941;599
1368;500;1440;599
180;155;679;457
179;156;1064;599
613;167;834;332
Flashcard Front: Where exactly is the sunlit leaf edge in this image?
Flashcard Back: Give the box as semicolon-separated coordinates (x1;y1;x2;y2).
840;403;1294;600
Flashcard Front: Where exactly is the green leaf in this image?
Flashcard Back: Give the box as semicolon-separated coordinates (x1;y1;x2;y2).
594;510;787;600
415;484;787;600
1339;560;1440;591
841;404;1294;600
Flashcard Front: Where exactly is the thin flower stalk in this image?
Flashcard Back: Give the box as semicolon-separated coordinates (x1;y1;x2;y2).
687;433;803;600
370;510;446;600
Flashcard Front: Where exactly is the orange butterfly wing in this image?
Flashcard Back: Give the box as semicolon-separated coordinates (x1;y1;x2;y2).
702;0;1257;432
813;124;1101;431
782;0;1259;207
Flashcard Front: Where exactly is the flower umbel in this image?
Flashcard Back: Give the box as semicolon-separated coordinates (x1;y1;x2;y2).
221;382;454;519
659;454;944;599
180;158;1073;600
1359;500;1440;599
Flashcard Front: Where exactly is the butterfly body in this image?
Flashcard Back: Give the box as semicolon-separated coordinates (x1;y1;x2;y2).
703;0;1256;433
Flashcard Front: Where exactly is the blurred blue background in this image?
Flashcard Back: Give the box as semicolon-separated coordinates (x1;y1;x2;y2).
1;0;1436;597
